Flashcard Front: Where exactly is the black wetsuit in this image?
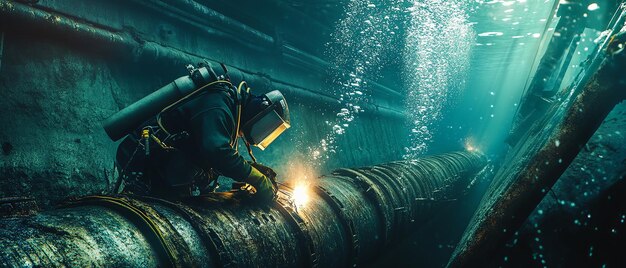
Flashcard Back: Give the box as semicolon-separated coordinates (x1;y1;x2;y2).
116;82;253;195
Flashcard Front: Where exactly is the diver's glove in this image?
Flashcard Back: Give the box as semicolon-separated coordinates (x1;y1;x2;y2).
249;162;279;189
244;166;277;202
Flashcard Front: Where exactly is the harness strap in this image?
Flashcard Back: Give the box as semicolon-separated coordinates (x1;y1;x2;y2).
234;81;258;163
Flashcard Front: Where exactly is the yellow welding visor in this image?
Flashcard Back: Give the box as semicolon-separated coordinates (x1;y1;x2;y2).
249;109;291;150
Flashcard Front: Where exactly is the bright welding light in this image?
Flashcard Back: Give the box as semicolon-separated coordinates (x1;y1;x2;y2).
284;159;317;209
465;138;480;153
466;144;476;152
292;184;310;208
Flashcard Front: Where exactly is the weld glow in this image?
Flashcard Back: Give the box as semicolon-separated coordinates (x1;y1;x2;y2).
466;144;477;152
292;184;310;208
465;139;480;152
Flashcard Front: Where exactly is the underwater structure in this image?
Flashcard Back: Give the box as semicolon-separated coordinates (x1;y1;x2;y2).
0;0;407;207
0;151;485;267
1;0;626;267
448;4;626;267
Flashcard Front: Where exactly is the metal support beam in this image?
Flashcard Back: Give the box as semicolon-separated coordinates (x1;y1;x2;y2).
447;20;626;268
131;0;403;99
0;151;486;267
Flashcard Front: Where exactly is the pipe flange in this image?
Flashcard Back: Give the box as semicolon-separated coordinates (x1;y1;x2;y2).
273;199;319;268
314;185;359;267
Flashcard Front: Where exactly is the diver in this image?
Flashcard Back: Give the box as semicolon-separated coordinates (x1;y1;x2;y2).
107;63;290;202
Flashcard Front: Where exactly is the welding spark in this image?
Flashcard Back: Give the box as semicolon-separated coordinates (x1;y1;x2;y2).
465;138;480;153
292;184;310;209
466;144;476;152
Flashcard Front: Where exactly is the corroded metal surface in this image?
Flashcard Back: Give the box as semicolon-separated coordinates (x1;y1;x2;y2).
0;151;485;267
0;197;39;217
0;206;160;267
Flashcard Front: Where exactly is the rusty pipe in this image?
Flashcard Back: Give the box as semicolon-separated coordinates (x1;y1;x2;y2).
0;151;485;267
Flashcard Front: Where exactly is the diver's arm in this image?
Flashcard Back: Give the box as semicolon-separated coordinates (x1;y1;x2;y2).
189;107;250;179
189;108;275;200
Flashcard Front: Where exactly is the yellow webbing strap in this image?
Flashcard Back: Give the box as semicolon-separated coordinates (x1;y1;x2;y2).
231;81;244;148
63;195;178;267
234;81;258;162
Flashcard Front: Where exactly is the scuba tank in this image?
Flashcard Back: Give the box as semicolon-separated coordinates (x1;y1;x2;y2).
103;63;222;141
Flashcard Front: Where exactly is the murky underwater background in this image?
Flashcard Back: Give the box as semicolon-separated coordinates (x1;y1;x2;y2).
306;0;625;266
0;0;625;266
313;0;613;162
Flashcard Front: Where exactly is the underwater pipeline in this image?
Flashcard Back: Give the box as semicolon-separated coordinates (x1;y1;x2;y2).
0;151;485;267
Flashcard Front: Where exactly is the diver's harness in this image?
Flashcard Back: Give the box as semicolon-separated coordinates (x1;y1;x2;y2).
114;63;258;194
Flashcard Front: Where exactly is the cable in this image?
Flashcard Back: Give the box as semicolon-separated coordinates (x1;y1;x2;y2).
64;196;179;267
235;81;258;163
232;81;249;148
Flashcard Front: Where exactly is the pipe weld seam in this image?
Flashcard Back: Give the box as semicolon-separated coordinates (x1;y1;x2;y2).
314;185;359;267
133;196;233;268
332;175;388;248
273;200;318;268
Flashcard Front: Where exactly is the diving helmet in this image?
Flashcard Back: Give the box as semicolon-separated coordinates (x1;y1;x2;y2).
241;90;290;150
